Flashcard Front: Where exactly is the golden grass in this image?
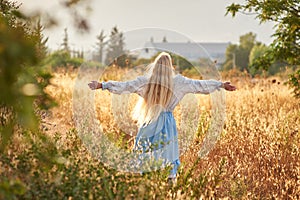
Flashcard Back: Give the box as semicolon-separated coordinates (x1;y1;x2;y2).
44;68;300;199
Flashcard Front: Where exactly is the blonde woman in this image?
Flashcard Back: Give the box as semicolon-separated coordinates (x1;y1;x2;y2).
88;52;236;181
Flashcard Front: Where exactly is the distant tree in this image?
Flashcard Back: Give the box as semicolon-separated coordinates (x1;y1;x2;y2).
222;44;238;71
105;26;126;66
249;44;268;75
249;44;268;67
240;32;256;51
79;48;84;59
249;44;286;76
150;37;154;43
95;30;106;63
237;32;257;71
61;28;70;52
33;19;49;59
46;50;84;69
222;32;257;72
162;36;167;43
226;0;300;97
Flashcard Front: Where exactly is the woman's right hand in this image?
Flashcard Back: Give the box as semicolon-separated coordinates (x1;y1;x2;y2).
88;81;102;90
222;82;236;91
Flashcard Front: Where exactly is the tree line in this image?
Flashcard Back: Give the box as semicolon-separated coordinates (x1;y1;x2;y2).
226;0;300;97
221;32;288;77
57;26;128;67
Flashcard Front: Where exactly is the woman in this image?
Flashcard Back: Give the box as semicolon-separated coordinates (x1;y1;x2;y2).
88;52;236;180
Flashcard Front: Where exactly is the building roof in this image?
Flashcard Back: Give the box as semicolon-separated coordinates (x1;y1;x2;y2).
139;42;230;63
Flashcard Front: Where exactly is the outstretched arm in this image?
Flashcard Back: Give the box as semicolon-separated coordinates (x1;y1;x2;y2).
88;76;148;95
176;75;236;94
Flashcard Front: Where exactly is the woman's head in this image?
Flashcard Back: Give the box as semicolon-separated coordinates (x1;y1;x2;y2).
133;52;175;125
152;52;173;73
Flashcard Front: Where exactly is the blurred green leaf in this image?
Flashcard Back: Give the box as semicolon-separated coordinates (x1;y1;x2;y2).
0;1;54;150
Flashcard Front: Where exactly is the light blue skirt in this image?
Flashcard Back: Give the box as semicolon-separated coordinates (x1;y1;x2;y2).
133;112;180;177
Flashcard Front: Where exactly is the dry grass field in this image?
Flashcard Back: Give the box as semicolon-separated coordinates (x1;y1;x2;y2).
41;67;299;199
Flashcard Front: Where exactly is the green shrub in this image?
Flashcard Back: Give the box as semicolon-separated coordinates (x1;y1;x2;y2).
287;68;300;98
46;50;84;69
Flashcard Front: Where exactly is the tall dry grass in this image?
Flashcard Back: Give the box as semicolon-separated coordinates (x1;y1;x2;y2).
43;67;299;199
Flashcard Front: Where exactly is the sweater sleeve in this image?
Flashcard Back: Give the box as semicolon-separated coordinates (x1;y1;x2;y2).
176;74;223;95
102;76;147;95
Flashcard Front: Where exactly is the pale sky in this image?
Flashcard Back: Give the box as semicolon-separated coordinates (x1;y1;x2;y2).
17;0;275;51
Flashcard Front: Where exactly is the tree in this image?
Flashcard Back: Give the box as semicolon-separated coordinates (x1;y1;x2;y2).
240;32;256;51
222;44;238;71
95;30;106;64
33;18;49;59
249;44;268;66
287;70;300;98
222;32;257;72
105;26;126;66
0;0;54;150
249;44;268;75
79;48;84;59
237;32;257;71
162;36;167;43
61;28;70;52
226;0;300;96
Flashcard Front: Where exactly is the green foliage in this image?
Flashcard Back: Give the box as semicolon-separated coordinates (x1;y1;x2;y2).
33;19;48;60
132;57;152;67
249;44;268;75
46;50;84;69
0;3;55;197
223;32;257;72
249;44;268;67
0;178;26;200
239;32;256;51
250;45;287;76
287;69;300;98
0;0;54;150
170;53;194;72
222;44;238;71
226;0;300;96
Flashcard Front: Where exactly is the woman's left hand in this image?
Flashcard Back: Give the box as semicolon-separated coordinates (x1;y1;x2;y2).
88;81;102;90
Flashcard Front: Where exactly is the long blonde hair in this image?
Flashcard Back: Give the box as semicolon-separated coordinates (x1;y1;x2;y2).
133;52;175;126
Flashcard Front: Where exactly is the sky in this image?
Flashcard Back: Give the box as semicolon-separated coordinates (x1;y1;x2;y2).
17;0;275;52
